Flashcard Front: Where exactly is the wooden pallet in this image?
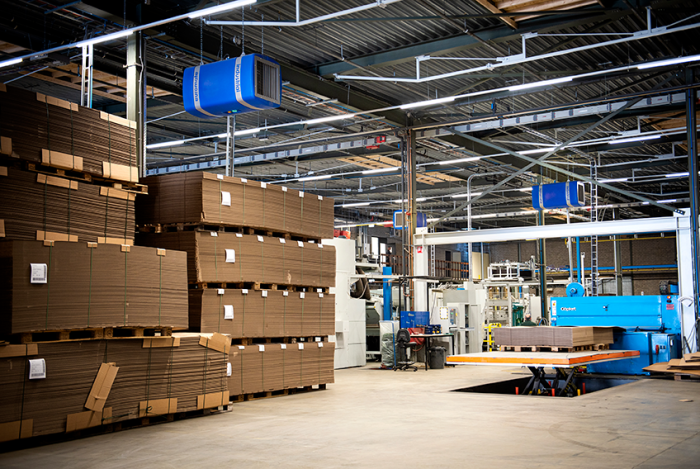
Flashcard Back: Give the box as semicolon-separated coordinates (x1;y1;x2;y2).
230;336;328;346
13;326;173;344
499;343;610;353
230;384;328;403
191;282;330;294
24;161;147;193
137;222;322;243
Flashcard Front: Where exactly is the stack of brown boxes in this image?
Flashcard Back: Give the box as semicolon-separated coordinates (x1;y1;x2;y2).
493;326;614;350
136;172;336;399
0;88;224;443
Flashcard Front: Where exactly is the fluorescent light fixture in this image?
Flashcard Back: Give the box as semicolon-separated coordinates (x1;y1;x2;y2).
0;57;23;68
400;96;455;110
188;0;257;19
508;77;573;92
657;199;678;203
610;135;661;144
146;140;185;149
297;174;331;182
451;192;482;198
342;202;371;208
665;172;689;178
306;115;352;125
235;127;261;136
518;187;533;192
393;199;408;203
599;177;629;183
81;30;134;47
416;197;427;202
638;54;700;70
362;167;396;175
517;148;556;155
439;156;482;165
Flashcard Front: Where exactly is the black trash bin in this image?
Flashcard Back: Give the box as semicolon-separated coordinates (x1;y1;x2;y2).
428;346;446;369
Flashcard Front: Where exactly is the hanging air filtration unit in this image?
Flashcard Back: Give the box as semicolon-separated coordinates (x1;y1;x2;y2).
532;181;585;210
183;54;282;119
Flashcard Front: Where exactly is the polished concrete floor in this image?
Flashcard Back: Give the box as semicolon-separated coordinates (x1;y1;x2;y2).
1;364;699;468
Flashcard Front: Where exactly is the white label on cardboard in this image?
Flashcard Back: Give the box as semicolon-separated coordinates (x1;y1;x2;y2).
28;358;46;379
299;191;304;198
242;289;248;295
308;240;316;244
283;291;289;297
319;293;324;298
315;337;322;342
282;186;287;192
318;244;324;248
221;191;231;206
30;263;48;284
262;290;268;298
279;238;286;244
257;235;264;242
300;292;305;299
235;233;243;238
217;174;224;180
318;342;323;347
241;178;247;183
226;362;232;376
210;231;218;237
297;241;304;248
260;182;267;189
224;305;234;320
280;344;287;350
238;346;245;350
298;343;304;350
217;288;225;295
258;344;265;352
318;195;323;201
225;249;235;263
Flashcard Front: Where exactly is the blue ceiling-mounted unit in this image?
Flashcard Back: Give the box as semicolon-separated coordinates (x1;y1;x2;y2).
532;181;585;210
393;211;427;230
183;54;282;119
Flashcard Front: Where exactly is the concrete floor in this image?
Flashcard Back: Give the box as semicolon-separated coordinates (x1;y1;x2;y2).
1;364;699;468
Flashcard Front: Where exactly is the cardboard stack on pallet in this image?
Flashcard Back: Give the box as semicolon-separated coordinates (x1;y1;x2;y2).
493;326;614;350
0;89;224;443
137;172;336;400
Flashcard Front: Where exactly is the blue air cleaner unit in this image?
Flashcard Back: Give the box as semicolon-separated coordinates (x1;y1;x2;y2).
183;54;282;119
393;211;427;229
532;181;585;210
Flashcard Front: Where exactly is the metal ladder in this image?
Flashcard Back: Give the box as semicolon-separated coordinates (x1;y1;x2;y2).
429;226;436;277
589;160;599;296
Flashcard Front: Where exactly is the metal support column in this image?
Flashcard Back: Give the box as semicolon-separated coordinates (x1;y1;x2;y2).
686;72;700;346
225;115;236;177
126;32;145;177
80;44;93;108
408;128;419;311
613;209;624;296
537;179;548;320
589;160;600;296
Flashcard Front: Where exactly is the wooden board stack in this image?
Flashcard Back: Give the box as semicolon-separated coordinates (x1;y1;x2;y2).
136;172;336;401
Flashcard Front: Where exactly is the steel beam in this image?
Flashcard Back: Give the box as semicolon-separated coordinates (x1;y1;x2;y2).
126;32;146;177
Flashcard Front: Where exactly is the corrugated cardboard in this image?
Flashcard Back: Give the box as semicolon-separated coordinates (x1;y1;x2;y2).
0;420;33;443
197;391;229;410
85;363;119;412
66;408;112;432
139;398;177;417
41;149;84;172
0;344;38;358
143;337;181;348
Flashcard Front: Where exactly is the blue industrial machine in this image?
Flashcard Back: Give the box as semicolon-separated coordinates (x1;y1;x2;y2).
183;54;282;118
532;181;585;210
551;293;682;374
393;211;427;230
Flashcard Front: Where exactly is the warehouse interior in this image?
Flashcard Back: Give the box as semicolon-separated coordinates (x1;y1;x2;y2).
0;0;699;467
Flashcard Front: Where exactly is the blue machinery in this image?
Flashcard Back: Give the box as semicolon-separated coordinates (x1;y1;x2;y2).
551;293;682;374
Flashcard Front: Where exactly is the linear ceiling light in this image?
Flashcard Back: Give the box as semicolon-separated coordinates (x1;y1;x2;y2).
188;0;257;19
235;127;261;136
638;54;700;69
306;114;352;125
599;177;629;183
451;192;482;198
146;140;186;149
362;167;397;174
517;148;556;155
439;156;482;165
400;96;455;109
610;135;661;144
297;174;331;182
342;202;371;208
665;172;689;178
0;57;23;68
81;30;134;47
508;77;573;92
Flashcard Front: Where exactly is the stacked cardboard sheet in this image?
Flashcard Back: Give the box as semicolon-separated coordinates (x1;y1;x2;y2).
0;240;188;335
493;326;614;348
137;172;335;238
0;334;229;442
228;342;334;395
189;289;334;337
644;352;700;377
0;85;138;182
0;165;136;244
137;231;335;287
